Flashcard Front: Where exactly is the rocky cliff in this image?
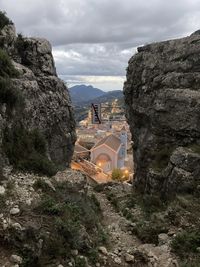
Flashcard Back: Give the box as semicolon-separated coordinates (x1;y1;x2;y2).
0;19;76;170
124;31;200;197
0;14;107;267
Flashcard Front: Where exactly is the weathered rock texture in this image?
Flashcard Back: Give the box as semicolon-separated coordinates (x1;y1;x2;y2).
0;24;76;167
124;31;200;197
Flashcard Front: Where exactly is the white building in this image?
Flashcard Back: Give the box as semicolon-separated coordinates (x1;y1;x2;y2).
90;132;127;173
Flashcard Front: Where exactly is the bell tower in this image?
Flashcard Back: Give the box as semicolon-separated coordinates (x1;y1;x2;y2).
120;126;127;159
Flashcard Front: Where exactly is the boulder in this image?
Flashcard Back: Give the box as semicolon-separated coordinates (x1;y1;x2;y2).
134;244;179;267
0;185;5;195
113;256;122;264
158;233;171;246
10;207;20;215
10;254;22;264
124;253;135;262
98;246;108;255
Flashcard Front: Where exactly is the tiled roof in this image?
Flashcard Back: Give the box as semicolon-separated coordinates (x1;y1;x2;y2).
92;134;121;152
75;143;89;153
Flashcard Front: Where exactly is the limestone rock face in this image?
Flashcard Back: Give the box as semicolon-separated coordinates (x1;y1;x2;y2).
15;37;57;75
124;31;200;197
0;23;76;167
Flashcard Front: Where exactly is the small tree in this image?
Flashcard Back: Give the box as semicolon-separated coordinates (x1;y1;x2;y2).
0;11;12;30
111;168;123;181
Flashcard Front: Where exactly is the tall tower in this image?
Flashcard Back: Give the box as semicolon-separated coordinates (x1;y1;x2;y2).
120;126;127;159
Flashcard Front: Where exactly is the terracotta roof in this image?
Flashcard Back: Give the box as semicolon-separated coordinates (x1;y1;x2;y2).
92;134;121;152
74;144;89;153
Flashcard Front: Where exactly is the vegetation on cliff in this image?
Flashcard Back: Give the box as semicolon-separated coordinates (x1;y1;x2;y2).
3;125;57;176
0;48;20;109
0;11;12;30
0;8;76;176
0;46;57;176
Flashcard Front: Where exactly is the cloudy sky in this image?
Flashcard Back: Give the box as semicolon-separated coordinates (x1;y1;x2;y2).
1;0;200;91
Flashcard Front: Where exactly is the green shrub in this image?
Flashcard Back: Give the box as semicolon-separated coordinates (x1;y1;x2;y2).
188;144;200;154
150;147;174;172
33;178;52;192
36;195;64;216
6;180;14;191
126;194;136;208
112;168;123;181
43;235;68;259
0;194;6;209
32;181;106;263
93;183;106;192
15;33;25;52
142;194;165;214
87;248;99;264
17;153;57;177
0;49;22;111
122;208;134;220
29;129;46;154
34;187;103;249
15;34;30;62
55;218;82;249
132;220;168;244
0;48;19;78
180;260;200;267
75;256;87;267
0;11;12;30
0;163;4;182
90;193;101;212
106;191;119;210
97;225;109;245
171;230;200;257
0;77;23;109
3;125;57;176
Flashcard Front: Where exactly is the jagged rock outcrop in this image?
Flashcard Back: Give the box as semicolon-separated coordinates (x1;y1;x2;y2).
0;22;76;168
124;31;200;197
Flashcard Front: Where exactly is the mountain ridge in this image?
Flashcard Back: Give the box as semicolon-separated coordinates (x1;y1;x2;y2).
69;84;106;104
71;89;124;122
76;90;123;106
69;84;123;107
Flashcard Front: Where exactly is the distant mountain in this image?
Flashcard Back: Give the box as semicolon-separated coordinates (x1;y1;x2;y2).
69;85;106;104
79;90;123;107
68;85;124;122
72;89;124;122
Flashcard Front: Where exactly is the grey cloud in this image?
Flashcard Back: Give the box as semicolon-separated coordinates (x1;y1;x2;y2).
53;43;135;76
1;0;200;89
1;0;200;46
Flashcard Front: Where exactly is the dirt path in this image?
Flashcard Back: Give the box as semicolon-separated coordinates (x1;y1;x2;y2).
94;190;179;267
95;192;140;266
